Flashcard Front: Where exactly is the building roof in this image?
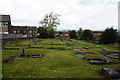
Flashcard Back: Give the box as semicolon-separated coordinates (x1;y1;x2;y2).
92;31;103;33
12;26;37;28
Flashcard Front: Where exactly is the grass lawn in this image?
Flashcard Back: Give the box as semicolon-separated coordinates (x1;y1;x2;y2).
2;38;119;78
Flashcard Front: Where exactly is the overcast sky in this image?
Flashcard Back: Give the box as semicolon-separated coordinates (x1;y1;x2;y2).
0;0;119;31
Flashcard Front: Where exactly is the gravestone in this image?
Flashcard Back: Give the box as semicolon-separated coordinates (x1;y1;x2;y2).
75;54;86;59
86;58;106;64
86;57;113;64
101;56;113;63
21;48;26;57
105;55;119;59
101;68;120;79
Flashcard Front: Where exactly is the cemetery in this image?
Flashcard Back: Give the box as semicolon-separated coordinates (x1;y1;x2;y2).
2;38;120;79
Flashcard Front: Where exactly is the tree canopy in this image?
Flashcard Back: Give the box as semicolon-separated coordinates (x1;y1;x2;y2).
99;27;117;44
38;12;60;38
39;12;60;31
77;28;83;39
80;29;94;41
69;30;78;39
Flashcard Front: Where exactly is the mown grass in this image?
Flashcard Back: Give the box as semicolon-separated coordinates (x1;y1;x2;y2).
2;38;119;78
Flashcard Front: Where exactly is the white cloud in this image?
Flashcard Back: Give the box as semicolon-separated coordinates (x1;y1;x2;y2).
0;0;119;30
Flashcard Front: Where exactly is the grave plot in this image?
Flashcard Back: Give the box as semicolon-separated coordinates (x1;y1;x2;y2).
105;55;119;59
86;56;114;65
75;52;95;59
100;68;120;79
101;48;120;55
75;54;86;59
101;48;120;59
5;49;43;63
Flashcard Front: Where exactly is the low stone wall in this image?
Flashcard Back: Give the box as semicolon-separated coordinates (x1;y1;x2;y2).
1;34;23;39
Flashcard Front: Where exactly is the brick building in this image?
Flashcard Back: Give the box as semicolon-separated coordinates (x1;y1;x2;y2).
0;14;37;39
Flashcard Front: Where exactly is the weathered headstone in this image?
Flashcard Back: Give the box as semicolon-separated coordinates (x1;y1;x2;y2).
101;68;120;79
75;54;86;59
21;48;26;56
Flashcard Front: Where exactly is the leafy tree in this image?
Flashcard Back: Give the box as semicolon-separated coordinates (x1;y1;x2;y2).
77;28;83;39
69;30;78;39
80;29;94;41
39;12;60;31
38;12;60;38
99;27;117;44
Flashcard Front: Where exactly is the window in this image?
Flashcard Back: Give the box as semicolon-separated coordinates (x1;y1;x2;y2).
14;30;17;33
0;32;8;34
18;31;20;33
0;22;8;26
30;30;32;33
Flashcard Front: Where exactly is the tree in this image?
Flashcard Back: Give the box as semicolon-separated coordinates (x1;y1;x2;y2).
38;12;60;38
69;30;78;39
77;28;83;39
49;28;55;38
37;27;49;38
39;12;60;31
80;29;94;41
99;27;117;44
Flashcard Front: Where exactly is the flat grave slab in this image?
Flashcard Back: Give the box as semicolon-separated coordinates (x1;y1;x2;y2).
86;57;113;64
86;58;106;64
18;54;43;58
100;68;120;79
105;55;119;59
102;48;120;56
75;54;86;59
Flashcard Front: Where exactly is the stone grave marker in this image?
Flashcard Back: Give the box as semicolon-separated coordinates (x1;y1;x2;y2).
75;54;86;59
101;68;120;79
